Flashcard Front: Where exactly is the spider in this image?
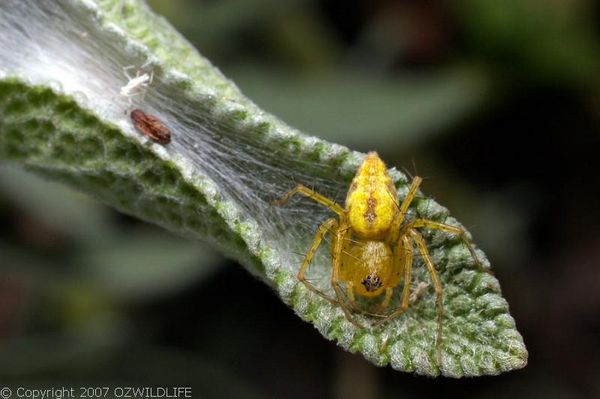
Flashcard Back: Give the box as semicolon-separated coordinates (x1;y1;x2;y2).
274;152;481;358
120;64;153;105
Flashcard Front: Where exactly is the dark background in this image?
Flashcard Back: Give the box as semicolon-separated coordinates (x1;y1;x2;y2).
1;0;599;398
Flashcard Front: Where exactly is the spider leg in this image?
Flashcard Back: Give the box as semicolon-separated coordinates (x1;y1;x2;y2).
331;225;365;329
272;184;345;216
337;285;387;318
140;59;153;69
123;65;135;80
345;281;359;311
139;80;149;102
389;176;423;241
380;287;393;311
399;176;423;219
406;218;487;273
374;235;413;326
297;218;338;305
409;228;444;367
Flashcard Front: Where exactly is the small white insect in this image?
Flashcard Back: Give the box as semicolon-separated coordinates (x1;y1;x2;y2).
120;64;153;105
410;281;430;304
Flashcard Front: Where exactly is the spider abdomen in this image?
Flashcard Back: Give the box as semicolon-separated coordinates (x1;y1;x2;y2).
341;240;396;298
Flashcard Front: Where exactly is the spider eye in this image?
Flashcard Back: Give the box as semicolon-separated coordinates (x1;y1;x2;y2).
361;275;383;292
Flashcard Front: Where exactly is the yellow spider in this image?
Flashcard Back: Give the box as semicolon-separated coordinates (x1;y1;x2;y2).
274;152;481;356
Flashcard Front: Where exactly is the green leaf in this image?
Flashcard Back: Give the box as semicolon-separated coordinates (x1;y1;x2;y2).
0;165;222;301
0;0;527;376
77;230;223;302
230;66;488;150
0;164;112;241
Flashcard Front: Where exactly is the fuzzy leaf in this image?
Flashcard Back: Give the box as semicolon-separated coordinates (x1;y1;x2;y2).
0;0;527;376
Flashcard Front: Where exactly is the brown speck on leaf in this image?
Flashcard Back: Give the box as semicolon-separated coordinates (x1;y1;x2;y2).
130;109;171;145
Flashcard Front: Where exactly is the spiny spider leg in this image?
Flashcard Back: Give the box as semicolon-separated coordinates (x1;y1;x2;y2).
273;184;345;217
296;218;338;305
389;176;423;242
405;218;489;273
331;224;365;328
409;229;444;366
373;235;414;325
